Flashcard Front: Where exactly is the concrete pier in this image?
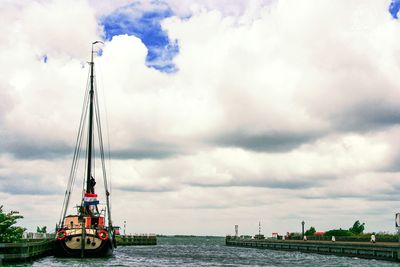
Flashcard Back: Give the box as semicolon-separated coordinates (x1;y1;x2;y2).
116;234;157;246
0;239;55;264
226;237;400;262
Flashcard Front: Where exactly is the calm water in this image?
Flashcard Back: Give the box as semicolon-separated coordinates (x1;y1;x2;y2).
7;237;400;266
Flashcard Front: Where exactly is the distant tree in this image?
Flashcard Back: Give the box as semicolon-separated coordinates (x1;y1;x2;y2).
288;232;302;240
304;226;316;236
0;205;25;242
325;228;353;236
349;220;365;235
36;226;47;233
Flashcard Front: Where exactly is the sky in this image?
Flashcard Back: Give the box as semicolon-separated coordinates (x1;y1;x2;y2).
1;0;400;236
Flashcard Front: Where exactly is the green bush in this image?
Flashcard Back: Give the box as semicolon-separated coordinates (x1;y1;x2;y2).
304;227;316;236
0;205;25;242
324;229;353;237
349;220;365;234
36;226;47;233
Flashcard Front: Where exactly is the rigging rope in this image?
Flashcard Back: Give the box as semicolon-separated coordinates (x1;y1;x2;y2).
94;76;113;227
97;61;113;213
58;69;90;227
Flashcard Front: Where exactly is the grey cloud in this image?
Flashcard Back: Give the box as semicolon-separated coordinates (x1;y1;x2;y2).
115;185;176;192
0;175;61;195
211;130;322;152
377;155;400;172
231;178;321;189
300;192;363;200
2;140;72;160
210;99;400;154
111;149;177;160
188;175;329;190
111;140;183;160
300;182;400;202
176;203;236;210
332;99;400;133
178;197;271;210
365;194;399;202
367;183;400;202
0;131;72;160
0;130;181;160
196;205;229;209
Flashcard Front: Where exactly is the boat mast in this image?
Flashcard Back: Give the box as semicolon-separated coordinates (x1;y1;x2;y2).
86;42;96;194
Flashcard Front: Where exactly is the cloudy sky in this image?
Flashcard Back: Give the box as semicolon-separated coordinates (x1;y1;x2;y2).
2;0;400;236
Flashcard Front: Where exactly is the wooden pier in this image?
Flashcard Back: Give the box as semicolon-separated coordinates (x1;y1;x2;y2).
226;237;400;262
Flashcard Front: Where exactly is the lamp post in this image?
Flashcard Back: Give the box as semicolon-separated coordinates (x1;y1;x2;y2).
302;221;305;238
124;221;126;236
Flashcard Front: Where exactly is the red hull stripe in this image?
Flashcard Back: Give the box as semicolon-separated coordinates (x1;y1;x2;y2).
84;193;98;197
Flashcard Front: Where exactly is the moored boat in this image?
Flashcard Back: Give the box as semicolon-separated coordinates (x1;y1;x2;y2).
55;41;116;258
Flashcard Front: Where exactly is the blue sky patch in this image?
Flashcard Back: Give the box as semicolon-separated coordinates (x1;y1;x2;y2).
389;0;400;19
101;1;179;73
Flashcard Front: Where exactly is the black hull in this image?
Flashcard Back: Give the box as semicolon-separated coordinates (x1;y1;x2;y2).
54;238;114;258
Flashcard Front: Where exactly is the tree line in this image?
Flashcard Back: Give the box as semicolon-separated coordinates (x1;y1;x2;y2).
305;220;366;236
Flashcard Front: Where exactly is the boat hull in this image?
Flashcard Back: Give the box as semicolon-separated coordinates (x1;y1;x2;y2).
54;231;114;258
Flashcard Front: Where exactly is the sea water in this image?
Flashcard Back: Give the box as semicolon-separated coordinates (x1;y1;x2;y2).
8;237;400;266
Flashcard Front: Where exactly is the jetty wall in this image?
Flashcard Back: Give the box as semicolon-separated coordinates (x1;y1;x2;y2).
116;234;157;246
0;239;55;264
226;237;400;262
